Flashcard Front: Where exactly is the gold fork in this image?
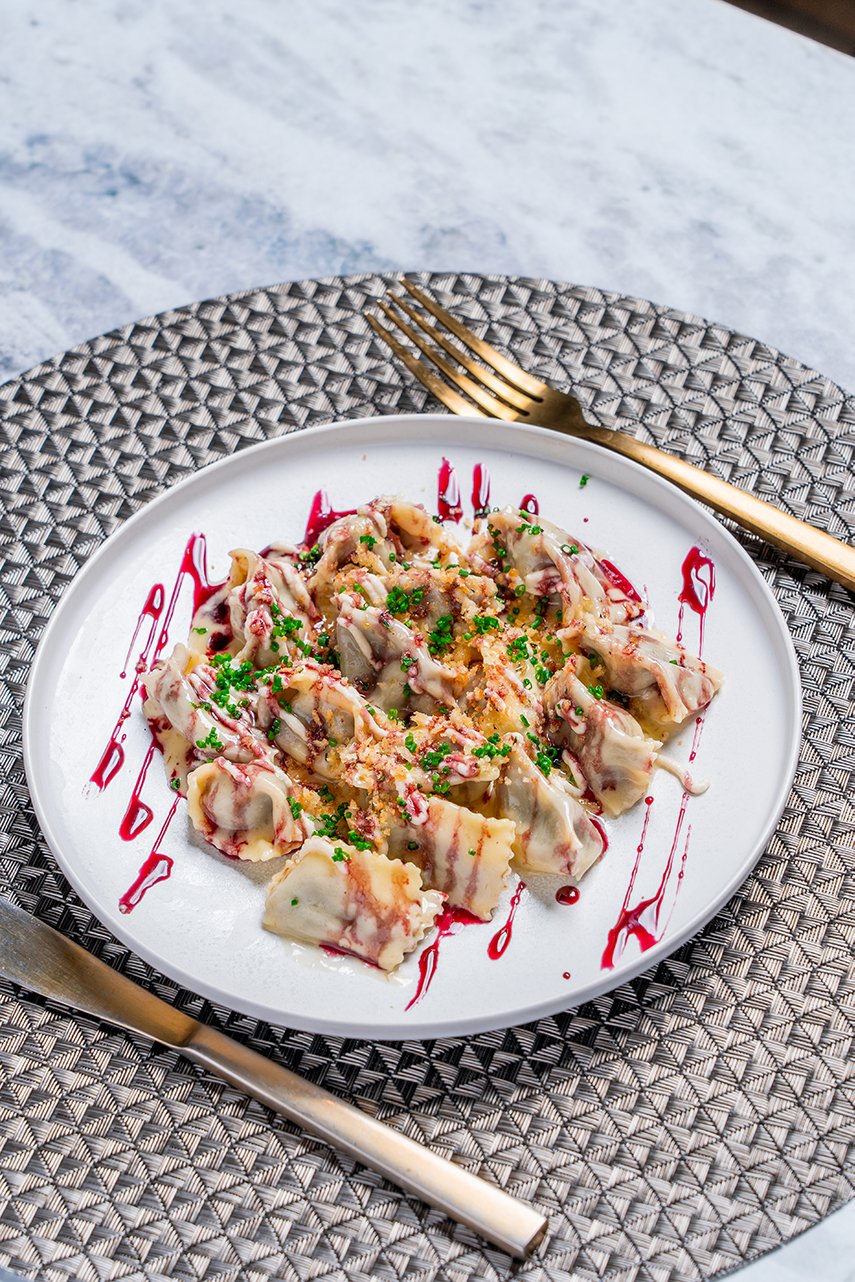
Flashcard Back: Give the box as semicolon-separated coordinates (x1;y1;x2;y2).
366;280;855;593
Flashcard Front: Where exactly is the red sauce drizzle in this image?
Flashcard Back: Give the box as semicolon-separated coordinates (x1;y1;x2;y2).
601;796;657;968
676;546;716;652
91;584;164;790
303;489;357;547
437;458;463;522
520;493;539;515
487;880;526;960
119;740;158;841
602;782;697;968
118;797;179;914
598;558;644;605
600;544;716;972
689;715;704;763
92;533;222;794
405;906;480;1009
471;463;491;516
153;534;223;673
556;885;580;906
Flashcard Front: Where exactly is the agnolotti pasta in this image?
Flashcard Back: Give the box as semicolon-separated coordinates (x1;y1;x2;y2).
264;837;444;971
186;758;313;862
142;494;723;974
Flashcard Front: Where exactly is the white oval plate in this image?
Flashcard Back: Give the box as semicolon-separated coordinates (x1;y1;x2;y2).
23;415;801;1040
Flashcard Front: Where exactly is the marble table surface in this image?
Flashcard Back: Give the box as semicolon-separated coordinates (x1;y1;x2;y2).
0;0;853;1277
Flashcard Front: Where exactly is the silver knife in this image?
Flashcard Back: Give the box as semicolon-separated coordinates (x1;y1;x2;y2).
0;898;547;1259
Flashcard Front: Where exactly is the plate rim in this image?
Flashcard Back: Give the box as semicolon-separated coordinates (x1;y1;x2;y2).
22;412;803;1039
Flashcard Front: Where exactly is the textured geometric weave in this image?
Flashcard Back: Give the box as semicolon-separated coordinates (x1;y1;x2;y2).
0;272;853;1282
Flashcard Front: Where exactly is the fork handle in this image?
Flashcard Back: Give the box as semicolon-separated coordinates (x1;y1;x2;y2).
564;417;855;592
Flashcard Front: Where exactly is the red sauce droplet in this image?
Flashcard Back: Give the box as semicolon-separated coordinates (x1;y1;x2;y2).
118;797;179;914
676;546;715;652
471;463;491;516
562;971;572;980
303;490;357;547
437;458;463;522
520;493;539;516
555;885;580;906
405;906;480;1009
487;881;526;960
598;558;643;605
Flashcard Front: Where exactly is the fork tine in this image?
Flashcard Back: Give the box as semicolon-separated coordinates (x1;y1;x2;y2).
366;314;485;418
400;279;548;398
386;293;534;414
375;301;521;422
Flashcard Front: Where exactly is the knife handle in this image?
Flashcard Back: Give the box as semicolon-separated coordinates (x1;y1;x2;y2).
184;1023;547;1259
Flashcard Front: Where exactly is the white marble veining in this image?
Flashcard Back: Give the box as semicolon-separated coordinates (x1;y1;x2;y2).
1;0;854;389
0;0;853;1276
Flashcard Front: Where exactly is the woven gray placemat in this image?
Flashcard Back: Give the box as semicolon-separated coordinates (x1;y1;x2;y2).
0;271;852;1282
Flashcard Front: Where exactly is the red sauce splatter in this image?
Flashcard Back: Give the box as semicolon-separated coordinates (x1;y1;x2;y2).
405;906;480;1009
487;881;526;960
556;885;580;906
598;558;644;605
437;458;463;523
303;490;357;547
471;463;491;516
520;493;539;515
676;546;715;653
118;797;179;914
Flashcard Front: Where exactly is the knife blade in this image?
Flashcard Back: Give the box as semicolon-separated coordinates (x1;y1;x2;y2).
0;898;547;1259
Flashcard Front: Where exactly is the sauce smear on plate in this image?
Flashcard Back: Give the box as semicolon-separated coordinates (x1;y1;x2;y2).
303;490;357;546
